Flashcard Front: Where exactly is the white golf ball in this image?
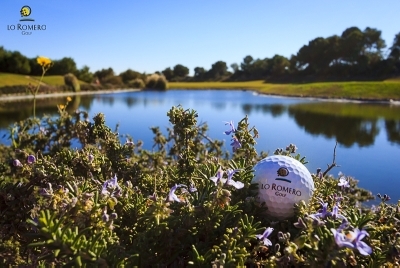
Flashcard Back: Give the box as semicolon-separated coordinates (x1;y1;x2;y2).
252;155;314;220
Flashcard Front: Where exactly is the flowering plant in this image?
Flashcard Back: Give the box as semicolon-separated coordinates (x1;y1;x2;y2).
0;104;398;267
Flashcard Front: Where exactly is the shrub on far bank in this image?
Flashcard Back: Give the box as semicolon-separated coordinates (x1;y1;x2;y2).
64;73;80;92
102;75;123;87
128;78;145;89
80;83;103;92
145;73;168;90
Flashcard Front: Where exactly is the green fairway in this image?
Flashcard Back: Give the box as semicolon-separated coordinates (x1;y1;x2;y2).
0;72;86;87
1;73;400;100
169;80;400;101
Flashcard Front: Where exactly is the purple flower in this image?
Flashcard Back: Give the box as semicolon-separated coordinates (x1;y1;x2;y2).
27;155;36;164
230;136;241;152
309;202;331;219
210;167;225;185
338;177;350;189
167;184;187;203
223;121;236;135
39;127;48;135
337;219;349;231
224;169;244;189
70;197;78;207
256;227;274;246
331;228;354;249
13;159;22;167
39;183;54;197
101;174;121;196
189;183;197;193
89;154;94;162
316;168;323;179
109;175;118;188
210;168;244;189
331;228;372;256
102;213;110;222
101;183;109;196
331;205;347;221
333;193;344;205
148;192;157;201
310;202;347;222
125;139;134;146
371;205;378;213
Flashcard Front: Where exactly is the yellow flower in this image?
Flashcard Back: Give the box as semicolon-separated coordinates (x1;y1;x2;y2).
57;104;65;110
37;56;52;67
66;96;72;102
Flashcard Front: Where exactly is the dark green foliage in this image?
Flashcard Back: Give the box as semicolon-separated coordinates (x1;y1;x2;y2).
64;73;80;92
0;104;398;266
145;74;168;90
173;64;190;78
2;25;400;86
161;65;190;82
127;78;145;89
102;75;123;86
48;57;78;76
193;66;207;80
119;69;145;84
93;68;114;83
0;49;31;74
207;61;229;80
390;32;400;61
162;67;174;81
75;65;94;83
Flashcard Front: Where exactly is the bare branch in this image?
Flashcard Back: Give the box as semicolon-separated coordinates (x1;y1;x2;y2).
198;130;214;144
323;141;340;177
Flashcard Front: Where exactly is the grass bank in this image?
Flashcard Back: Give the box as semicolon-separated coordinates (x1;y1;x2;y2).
2;73;400;101
0;72;88;87
0;73;119;97
169;80;400;101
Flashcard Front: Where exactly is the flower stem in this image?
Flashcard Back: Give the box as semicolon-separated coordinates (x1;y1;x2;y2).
33;68;46;121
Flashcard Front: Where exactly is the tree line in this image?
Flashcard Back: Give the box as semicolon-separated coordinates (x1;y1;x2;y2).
0;26;399;85
160;27;400;82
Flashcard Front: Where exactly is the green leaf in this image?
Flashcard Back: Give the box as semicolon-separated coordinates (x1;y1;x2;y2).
294;235;307;249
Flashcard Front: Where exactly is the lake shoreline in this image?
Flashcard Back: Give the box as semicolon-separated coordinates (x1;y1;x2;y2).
1;86;400;105
249;90;400;105
169;80;400;103
0;88;141;102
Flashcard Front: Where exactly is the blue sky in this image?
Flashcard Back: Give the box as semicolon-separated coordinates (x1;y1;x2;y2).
1;0;399;75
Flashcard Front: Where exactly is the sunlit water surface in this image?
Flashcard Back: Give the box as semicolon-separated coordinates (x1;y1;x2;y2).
1;90;399;205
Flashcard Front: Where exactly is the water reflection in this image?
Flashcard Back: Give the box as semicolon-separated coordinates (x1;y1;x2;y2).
238;101;400;147
1;90;399;204
287;102;400;147
241;103;287;117
0;95;91;128
385;120;400;144
125;97;139;108
288;107;379;147
1;93;400;149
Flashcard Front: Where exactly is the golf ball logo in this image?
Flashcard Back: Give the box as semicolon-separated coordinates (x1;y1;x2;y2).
252;155;314;220
277;167;289;177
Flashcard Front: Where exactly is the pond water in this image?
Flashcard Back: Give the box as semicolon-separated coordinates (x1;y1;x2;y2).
1;89;400;204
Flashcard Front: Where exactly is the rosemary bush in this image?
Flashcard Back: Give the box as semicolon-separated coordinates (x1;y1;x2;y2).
0;104;398;267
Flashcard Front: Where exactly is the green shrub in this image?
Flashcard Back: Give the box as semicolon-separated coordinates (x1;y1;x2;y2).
127;78;145;89
145;73;168;90
80;83;102;92
102;75;123;86
0;105;398;267
64;73;80;92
